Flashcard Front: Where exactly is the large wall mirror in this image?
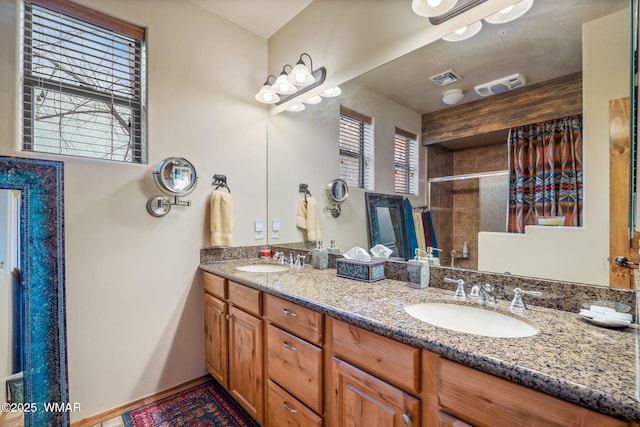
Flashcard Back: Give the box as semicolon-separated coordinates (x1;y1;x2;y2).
266;0;630;287
0;156;69;427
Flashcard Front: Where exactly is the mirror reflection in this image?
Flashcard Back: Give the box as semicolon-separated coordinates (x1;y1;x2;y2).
267;0;629;287
0;189;22;426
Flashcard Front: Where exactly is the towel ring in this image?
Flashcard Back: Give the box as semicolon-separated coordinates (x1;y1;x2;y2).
299;183;311;200
213;174;231;193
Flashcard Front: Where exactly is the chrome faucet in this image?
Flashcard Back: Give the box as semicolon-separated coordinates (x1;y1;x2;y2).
294;254;307;267
444;277;467;300
477;284;496;306
509;288;542;311
273;252;287;264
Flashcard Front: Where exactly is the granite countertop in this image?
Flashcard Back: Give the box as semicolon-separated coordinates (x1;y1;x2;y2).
200;258;640;422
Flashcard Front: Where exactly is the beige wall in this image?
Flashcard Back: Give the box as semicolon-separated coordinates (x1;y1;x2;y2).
268;81;423;251
0;0;268;420
478;9;629;285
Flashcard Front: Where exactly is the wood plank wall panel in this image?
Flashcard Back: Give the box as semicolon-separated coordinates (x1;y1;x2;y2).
609;97;640;289
421;72;582;146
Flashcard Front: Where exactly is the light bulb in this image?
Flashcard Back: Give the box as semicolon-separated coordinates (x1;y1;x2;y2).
454;26;467;35
279;82;291;92
499;5;514;14
263;92;273;102
427;0;442;7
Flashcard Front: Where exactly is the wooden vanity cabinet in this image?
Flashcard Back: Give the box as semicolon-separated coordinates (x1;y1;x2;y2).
264;294;324;426
328;318;421;427
228;281;264;425
203;272;264;425
437;358;628;427
203;273;228;387
203;271;634;427
204;292;228;387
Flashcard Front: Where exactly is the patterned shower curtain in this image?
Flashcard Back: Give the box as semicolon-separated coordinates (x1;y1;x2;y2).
507;115;583;233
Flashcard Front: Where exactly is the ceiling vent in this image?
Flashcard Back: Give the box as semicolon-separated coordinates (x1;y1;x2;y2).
429;69;463;86
474;73;527;97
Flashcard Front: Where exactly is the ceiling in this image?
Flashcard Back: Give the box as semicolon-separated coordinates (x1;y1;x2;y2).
188;0;314;39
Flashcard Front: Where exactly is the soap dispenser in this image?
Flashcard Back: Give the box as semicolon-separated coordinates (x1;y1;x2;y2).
425;247;441;266
326;239;341;254
407;249;430;289
312;241;328;270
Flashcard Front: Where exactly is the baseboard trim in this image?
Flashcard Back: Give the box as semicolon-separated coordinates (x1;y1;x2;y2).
71;374;211;427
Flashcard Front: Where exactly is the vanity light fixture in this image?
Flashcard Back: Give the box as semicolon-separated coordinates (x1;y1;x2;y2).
442;20;482;41
412;0;458;17
288;53;315;85
442;88;464;105
274;65;298;95
254;75;280;104
287;103;306;112
304;95;322;104
484;0;534;24
255;52;327;106
321;86;342;97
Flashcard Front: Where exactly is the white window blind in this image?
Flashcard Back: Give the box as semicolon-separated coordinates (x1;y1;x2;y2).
394;128;418;195
339;106;374;190
22;0;147;163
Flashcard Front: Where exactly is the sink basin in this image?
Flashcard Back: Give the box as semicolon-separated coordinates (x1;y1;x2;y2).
404;302;538;338
236;264;290;273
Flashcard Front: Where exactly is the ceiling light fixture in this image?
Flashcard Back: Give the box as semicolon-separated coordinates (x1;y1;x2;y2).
442;20;482;41
484;0;534;24
442;88;464;105
412;0;457;17
287;103;306;112
255;52;326;105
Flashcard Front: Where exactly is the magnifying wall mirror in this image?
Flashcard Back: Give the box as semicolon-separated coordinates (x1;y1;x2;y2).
325;178;349;218
147;157;198;217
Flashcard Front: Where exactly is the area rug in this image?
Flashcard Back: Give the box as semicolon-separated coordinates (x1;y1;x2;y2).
123;379;259;427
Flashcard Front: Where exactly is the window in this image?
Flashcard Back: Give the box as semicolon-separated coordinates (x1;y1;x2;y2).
339;106;374;190
22;0;146;163
394;128;418;195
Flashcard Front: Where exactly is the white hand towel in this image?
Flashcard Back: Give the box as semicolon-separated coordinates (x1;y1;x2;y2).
296;198;308;229
305;196;322;241
210;189;233;247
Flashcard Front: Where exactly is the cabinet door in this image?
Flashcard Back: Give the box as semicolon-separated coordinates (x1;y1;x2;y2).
331;357;419;427
204;293;228;388
229;306;264;424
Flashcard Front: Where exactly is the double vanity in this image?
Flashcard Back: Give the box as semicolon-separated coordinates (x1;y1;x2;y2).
200;252;639;426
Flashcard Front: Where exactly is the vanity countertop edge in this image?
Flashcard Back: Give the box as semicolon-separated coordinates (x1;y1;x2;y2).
199;258;640;423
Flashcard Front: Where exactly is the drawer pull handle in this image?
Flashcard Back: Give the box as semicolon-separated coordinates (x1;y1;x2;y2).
283;401;298;413
401;413;411;426
282;308;297;317
283;341;297;351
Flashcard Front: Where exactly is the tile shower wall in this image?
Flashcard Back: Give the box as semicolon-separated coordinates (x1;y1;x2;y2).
428;142;507;269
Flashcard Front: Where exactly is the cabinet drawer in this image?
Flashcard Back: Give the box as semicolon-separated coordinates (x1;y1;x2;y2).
265;294;323;345
228;280;261;316
267;324;323;413
203;271;226;299
332;318;420;394
267;380;322;427
439;359;628;427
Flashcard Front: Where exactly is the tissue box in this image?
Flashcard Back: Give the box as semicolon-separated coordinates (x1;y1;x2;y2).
336;258;385;282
